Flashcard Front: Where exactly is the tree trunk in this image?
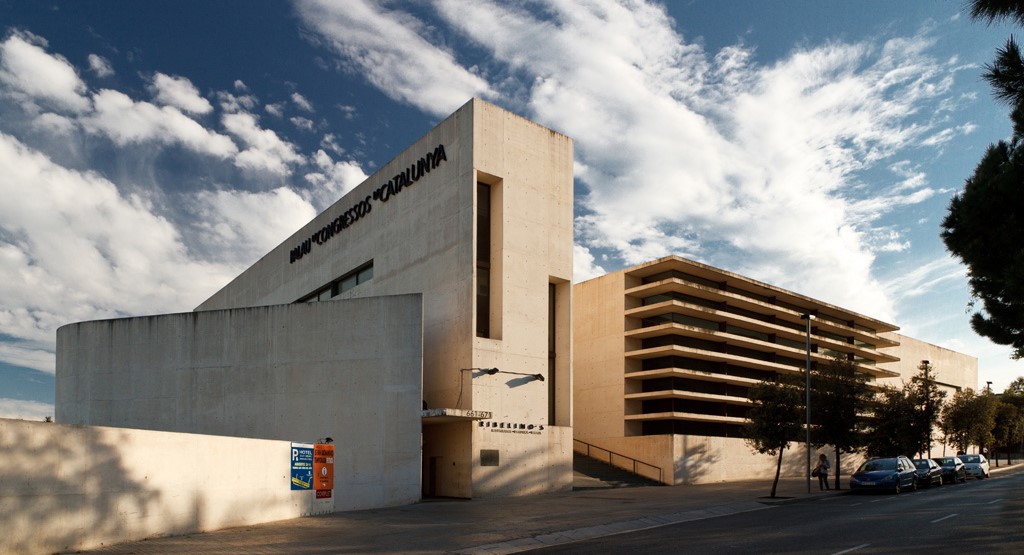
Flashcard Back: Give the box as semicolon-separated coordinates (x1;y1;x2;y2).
770;446;784;498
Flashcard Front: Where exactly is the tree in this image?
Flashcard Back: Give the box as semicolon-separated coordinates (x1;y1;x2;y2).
941;143;1024;359
992;397;1024;465
745;375;804;498
941;388;999;454
1001;377;1024;460
906;365;947;457
810;355;872;489
969;0;1024;28
864;385;918;457
943;1;1024;358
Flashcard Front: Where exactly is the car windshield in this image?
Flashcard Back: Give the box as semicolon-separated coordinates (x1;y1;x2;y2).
859;458;897;472
913;460;931;470
933;458;955;466
961;455;980;463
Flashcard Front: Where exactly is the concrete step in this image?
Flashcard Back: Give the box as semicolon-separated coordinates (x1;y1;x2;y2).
573;451;663;490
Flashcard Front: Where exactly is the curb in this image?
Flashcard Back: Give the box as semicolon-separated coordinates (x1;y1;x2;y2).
756;490;849;506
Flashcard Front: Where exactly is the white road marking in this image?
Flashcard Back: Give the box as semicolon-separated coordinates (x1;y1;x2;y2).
832;543;870;554
930;513;958;524
986;498;1004;504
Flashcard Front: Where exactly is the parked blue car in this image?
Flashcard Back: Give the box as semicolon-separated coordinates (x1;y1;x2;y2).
850;456;918;494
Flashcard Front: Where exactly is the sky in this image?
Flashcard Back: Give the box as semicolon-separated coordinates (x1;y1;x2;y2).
0;0;1021;420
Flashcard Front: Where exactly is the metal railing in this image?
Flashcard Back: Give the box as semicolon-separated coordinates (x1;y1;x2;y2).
573;439;664;484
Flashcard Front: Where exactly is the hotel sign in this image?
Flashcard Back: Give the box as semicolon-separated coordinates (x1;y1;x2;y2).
290;442;314;490
289;144;448;263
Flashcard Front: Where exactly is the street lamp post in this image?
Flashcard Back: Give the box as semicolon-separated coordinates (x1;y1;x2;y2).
801;313;813;494
922;360;931;459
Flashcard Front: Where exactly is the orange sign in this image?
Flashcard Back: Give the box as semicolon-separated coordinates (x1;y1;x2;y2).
314;443;335;492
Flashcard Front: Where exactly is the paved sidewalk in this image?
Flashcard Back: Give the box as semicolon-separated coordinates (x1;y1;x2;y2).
77;474;848;555
75;461;1024;554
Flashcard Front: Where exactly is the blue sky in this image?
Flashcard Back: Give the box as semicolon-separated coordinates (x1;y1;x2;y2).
0;0;1021;420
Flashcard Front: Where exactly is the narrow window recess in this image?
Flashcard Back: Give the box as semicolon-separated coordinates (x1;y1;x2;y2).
297;260;374;303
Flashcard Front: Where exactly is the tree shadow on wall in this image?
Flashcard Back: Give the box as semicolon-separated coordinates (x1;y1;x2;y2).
0;419;195;554
675;436;722;485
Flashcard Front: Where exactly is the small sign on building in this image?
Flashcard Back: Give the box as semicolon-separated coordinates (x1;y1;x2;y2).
290;442;314;490
314;442;335;498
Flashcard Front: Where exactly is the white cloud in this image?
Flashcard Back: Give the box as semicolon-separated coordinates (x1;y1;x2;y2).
290;116;314;131
303;149;368;209
0;132;240;371
83;89;237;157
572;244;606;283
295;0;493;117
0;32;90;113
265;102;284;117
191;188;318;266
884;256;965;302
0;398;53;420
337;104;356;119
217;90;258;113
87;53;114;77
424;0;961;320
320;133;344;155
31;112;77;135
223;111;304;175
291;92;314;112
149;72;213;115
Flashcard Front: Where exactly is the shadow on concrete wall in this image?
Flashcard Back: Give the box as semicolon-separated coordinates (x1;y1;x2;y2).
675;449;721;485
471;430;571;499
0;420;190;554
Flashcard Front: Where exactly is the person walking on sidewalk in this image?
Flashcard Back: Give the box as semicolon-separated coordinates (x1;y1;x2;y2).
815;453;831;490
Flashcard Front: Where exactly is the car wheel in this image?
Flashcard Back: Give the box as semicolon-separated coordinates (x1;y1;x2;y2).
911;478;917;492
894;481;901;494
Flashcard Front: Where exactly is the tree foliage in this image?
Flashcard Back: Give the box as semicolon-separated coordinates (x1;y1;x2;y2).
864;385;918;457
970;0;1024;27
944;0;1024;358
992;396;1024;464
864;366;946;458
941;142;1024;358
745;375;804;498
941;388;1000;454
810;355;872;488
906;365;948;456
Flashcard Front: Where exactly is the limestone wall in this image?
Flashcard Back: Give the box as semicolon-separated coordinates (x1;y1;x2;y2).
0;419;327;555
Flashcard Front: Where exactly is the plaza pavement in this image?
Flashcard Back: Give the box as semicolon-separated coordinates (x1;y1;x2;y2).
74;462;1021;555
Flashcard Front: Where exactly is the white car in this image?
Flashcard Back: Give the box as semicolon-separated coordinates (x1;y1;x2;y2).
960;453;990;479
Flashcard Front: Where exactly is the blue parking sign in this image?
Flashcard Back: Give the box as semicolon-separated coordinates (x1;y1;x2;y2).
290;442;314;490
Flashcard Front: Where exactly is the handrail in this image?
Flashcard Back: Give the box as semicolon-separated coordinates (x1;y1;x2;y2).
573;439;664;484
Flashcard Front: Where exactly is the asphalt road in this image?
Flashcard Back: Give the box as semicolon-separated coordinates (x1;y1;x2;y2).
526;468;1024;554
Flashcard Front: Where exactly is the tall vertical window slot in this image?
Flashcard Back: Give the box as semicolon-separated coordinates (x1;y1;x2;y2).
476;182;491;338
548;282;557;425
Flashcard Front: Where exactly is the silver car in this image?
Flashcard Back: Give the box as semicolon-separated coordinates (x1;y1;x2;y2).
960;453;990;479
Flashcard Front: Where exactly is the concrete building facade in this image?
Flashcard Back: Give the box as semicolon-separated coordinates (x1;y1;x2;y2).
57;99;575;505
573;256;978;484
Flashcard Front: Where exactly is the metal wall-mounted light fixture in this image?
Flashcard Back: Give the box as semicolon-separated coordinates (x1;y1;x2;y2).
461;367;543;381
461;367;500;375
